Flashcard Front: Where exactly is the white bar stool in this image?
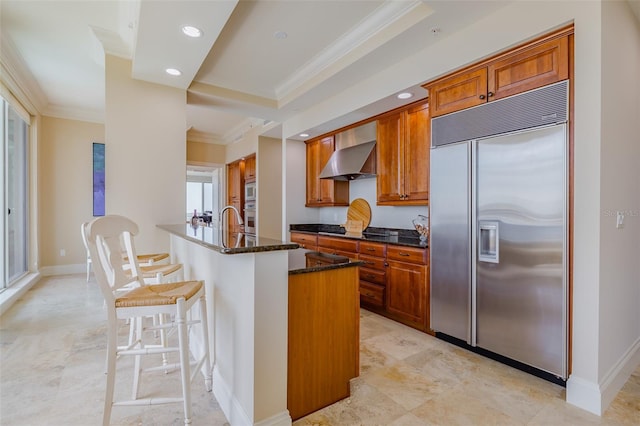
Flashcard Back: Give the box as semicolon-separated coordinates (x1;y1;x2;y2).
85;215;211;426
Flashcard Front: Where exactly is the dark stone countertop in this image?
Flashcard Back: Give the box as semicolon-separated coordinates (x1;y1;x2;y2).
289;224;428;249
288;249;363;275
158;224;299;254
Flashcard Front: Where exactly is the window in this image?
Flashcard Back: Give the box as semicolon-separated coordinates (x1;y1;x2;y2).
186;167;221;223
1;97;29;289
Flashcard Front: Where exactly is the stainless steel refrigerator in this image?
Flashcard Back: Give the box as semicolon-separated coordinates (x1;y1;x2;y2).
429;81;568;380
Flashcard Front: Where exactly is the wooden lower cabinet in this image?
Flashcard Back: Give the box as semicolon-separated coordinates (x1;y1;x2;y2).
290;231;318;251
385;245;430;332
358;241;387;309
386;260;428;330
288;266;360;420
317;235;358;259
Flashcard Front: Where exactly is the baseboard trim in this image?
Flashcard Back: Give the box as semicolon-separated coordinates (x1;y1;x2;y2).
0;272;41;316
566;375;602;415
212;366;291;426
212;366;252;426
567;337;640;416
600;337;640;411
39;263;85;276
254;411;292;426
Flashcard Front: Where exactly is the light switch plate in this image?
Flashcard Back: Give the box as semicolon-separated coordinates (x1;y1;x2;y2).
616;211;625;229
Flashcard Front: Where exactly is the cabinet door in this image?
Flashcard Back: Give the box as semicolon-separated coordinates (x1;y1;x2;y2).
427;68;487;117
404;102;430;203
376;112;404;204
488;36;568;101
386;260;427;327
306;137;348;206
244;155;256;182
227;161;241;201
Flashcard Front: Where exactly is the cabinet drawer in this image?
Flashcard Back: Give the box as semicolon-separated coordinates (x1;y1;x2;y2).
290;232;318;249
387;245;427;264
360;268;386;286
318;247;357;259
359;241;386;258
358;254;385;271
318;236;359;252
359;282;385;307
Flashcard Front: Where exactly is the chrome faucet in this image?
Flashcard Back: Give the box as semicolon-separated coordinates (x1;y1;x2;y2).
219;205;244;227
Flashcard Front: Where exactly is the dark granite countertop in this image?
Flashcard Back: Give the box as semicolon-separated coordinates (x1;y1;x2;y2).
289;224;428;249
288;248;364;275
158;224;299;254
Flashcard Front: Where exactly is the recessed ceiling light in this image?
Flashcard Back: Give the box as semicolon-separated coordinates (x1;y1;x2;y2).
182;26;203;38
397;92;413;99
165;68;182;76
274;31;288;39
299;133;309;138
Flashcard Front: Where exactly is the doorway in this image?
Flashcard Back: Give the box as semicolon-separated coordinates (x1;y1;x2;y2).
1;96;29;290
186;165;223;227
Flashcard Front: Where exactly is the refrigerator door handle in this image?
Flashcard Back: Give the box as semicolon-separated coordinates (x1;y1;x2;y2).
478;221;500;264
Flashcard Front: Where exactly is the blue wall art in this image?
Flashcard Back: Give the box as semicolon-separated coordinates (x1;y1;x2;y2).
93;142;105;216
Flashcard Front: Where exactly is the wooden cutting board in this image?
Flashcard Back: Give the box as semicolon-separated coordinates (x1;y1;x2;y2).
346;198;371;230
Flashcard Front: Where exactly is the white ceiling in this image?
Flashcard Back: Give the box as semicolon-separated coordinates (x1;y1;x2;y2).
8;0;615;144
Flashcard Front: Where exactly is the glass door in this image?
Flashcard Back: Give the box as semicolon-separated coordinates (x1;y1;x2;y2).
1;97;29;289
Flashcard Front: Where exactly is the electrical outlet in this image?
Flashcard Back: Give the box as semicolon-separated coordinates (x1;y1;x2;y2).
60;249;66;257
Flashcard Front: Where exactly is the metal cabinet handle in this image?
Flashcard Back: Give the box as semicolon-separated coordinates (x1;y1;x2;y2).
479;94;486;100
366;247;375;252
488;91;494;98
398;252;410;257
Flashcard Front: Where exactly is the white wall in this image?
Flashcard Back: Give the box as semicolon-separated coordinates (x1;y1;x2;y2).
318;178;427;230
105;55;186;254
284;139;320;231
282;0;640;415
597;0;640;411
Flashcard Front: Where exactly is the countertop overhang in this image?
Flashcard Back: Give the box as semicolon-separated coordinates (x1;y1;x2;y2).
288;249;363;275
158;224;299;254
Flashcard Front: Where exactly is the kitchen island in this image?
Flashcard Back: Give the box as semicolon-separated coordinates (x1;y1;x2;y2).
158;224;298;426
287;250;362;420
158;225;362;425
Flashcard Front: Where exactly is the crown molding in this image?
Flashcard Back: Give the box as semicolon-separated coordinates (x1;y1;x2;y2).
42;104;104;124
187;129;224;144
223;117;263;144
274;0;430;103
0;34;47;115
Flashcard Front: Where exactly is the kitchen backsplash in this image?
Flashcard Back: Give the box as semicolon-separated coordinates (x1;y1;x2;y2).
317;178;428;229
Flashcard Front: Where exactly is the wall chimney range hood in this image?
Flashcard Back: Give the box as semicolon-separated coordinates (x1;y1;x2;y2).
318;121;377;181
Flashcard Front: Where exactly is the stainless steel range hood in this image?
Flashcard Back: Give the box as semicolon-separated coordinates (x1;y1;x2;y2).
318;121;377;181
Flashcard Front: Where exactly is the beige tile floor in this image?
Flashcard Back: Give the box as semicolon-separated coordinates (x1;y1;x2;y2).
1;274;638;425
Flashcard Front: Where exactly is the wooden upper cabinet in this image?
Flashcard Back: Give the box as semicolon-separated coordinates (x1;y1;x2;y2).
488;36;568;101
376;101;429;206
226;159;244;233
227;160;243;202
376;112;404;204
426;33;570;117
428;68;487;117
244;154;256;182
305;136;349;207
404;102;430;202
